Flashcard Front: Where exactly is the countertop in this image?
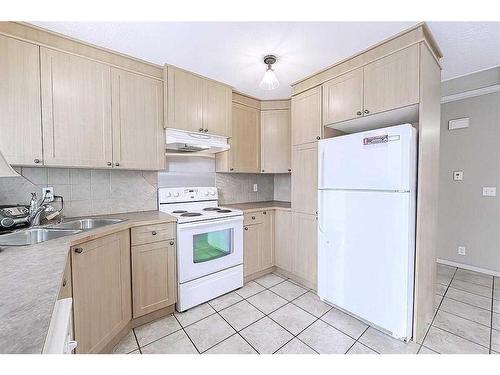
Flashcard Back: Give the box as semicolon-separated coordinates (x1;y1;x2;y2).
222;201;291;212
0;210;176;354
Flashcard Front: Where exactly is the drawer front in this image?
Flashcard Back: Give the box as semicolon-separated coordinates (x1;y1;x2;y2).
243;211;264;226
131;223;175;246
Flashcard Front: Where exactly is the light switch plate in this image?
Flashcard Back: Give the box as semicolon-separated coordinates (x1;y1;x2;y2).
453;171;463;181
449;117;470;130
482;187;496;197
457;246;466;256
253;184;258;192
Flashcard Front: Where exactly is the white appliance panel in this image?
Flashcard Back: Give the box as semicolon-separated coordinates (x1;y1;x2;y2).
318;124;415;191
318;190;415;339
177;216;243;283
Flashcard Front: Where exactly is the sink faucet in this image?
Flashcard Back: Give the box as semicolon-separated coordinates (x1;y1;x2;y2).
28;192;50;226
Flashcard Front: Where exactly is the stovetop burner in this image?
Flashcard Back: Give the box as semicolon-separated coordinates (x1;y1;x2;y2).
217;209;232;213
203;207;222;211
172;210;188;214
181;212;203;217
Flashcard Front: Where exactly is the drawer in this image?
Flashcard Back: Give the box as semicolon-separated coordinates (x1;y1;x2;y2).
243;211;264;226
131;222;175;246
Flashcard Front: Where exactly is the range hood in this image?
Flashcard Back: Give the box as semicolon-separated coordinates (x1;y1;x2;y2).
165;128;230;154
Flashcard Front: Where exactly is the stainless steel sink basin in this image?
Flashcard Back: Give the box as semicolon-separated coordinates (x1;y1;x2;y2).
49;218;126;231
0;228;82;246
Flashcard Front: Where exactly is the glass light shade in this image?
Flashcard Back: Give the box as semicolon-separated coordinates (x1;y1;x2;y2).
0;149;20;177
259;67;280;90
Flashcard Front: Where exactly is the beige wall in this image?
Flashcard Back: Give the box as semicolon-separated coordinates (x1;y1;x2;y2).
437;91;500;273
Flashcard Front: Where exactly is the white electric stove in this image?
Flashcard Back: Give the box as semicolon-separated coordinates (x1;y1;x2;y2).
158;187;243;312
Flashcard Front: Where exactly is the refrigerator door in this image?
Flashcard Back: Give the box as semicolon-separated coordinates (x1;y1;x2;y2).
318;189;415;339
318;124;416;191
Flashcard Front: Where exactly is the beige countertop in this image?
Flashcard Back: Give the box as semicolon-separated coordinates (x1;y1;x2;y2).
0;210;176;354
222;201;291;212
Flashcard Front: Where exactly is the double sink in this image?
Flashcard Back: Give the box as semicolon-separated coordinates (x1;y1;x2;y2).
0;218;126;246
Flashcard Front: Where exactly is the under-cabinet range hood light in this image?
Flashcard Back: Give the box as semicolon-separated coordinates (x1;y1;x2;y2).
165;128;230;154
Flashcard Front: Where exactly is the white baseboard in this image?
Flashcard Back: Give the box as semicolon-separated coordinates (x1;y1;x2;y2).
437;258;500;278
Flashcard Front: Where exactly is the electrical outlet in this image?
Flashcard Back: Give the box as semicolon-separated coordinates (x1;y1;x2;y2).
482;187;496;197
42;187;54;203
457;246;466;256
253;184;258;192
453;171;463;181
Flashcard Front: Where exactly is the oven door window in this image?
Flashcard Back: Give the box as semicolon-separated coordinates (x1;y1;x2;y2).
193;228;233;263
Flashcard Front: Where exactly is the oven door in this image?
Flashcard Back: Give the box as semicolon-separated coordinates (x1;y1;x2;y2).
177;216;243;283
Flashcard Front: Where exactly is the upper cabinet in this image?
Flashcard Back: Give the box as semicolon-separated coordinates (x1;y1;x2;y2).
261;108;291;173
40;48;113;168
166;66;231;137
216;102;260;173
0;35;43;166
363;44;419;116
291;86;322;146
322;68;363;125
322;45;420;126
111;68;165;170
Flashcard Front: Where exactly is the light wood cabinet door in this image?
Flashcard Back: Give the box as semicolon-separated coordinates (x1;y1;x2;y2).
363;44;419;115
71;230;131;354
274;210;292;273
166;66;203;133
260;210;274;270
292;212;317;287
0;35;42;166
322;68;364;125
203;80;232;137
132;239;176;318
291;86;322;146
111;68;165;170
58;256;72;300
229;102;260;173
261;109;291;173
40;48;113;168
243;223;261;277
291;142;318;215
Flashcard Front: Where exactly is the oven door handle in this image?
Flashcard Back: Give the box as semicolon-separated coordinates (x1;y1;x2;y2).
178;216;243;229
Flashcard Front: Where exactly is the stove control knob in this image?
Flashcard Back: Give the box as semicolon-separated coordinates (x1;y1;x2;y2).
174;192;180;197
210;191;216;196
204;191;209;196
166;192;172;198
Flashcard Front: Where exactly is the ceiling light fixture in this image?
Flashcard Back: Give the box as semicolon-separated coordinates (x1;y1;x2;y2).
259;55;279;90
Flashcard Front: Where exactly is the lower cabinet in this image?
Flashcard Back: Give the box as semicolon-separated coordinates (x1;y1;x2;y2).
291;212;318;288
243;210;274;277
274;210;293;273
71;230;131;354
131;239;177;318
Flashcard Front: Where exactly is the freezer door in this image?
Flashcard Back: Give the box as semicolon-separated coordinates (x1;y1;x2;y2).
318;124;416;191
318;189;415;339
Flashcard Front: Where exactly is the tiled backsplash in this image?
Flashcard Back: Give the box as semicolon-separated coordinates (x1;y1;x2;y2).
216;173;274;204
0;167;158;217
274;174;291;201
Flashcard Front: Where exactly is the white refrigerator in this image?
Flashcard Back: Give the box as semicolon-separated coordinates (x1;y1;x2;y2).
318;123;417;340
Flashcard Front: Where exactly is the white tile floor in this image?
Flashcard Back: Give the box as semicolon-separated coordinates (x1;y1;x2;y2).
112;264;500;354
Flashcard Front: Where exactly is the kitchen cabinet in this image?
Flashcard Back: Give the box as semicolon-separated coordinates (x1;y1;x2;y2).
291;212;317;288
132;239;176;318
322;68;364;125
71;230;131;354
216;102;260;173
274;210;293;273
291;142;318;215
363;45;419;116
291;86;322;146
0;35;43;166
58;256;72;300
166;66;231;137
261;109;291;173
243;223;261;277
111;68;165;170
40;48;113;168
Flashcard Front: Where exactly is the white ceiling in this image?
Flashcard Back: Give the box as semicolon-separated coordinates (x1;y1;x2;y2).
30;21;500;100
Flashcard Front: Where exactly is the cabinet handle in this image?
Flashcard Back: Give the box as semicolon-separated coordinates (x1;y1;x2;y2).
169;241;174;245
356;111;362;116
244;227;248;230
263;211;266;215
230;168;234;171
199;128;203;132
107;162;112;166
62;279;67;287
288;168;291;172
34;158;41;164
316;136;321;140
364;109;370;114
204;129;208;133
74;247;83;254
152;231;157;235
115;162;120;167
262;169;265;172
252;216;255;220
